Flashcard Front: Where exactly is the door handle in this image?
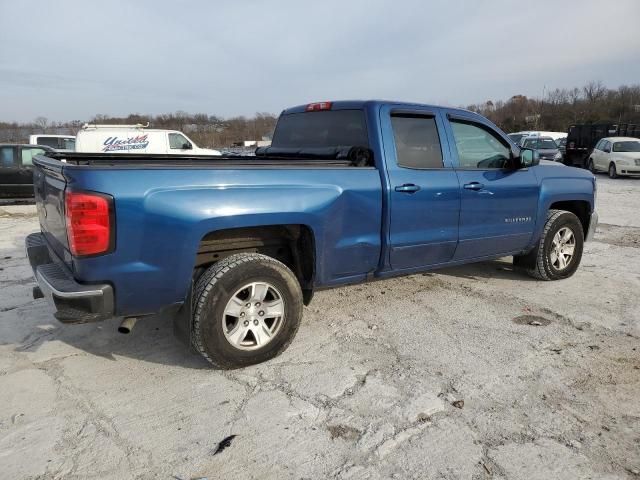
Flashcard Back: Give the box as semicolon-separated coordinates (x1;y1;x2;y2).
463;182;484;191
395;184;421;194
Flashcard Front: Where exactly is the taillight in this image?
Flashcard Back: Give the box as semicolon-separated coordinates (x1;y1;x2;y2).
65;191;113;256
306;101;332;111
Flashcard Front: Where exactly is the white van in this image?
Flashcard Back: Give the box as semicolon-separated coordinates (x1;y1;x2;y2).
28;134;76;151
75;124;221;155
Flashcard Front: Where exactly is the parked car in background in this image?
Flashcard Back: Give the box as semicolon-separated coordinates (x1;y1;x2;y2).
555;137;567;162
587;137;640;178
521;136;562;161
28;134;75;151
0;144;54;197
75;124;221;155
27;100;597;368
565;123;639;167
508;131;566;145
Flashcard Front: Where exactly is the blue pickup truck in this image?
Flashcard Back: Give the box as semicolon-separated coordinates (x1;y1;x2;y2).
26;100;597;368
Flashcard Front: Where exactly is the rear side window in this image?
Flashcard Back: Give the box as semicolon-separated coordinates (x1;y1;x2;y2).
391;115;443;169
1;147;15;168
36;137;59;148
272;110;368;148
450;120;510;169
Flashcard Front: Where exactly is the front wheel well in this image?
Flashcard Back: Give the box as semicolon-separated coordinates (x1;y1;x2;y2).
548;200;590;235
194;225;315;301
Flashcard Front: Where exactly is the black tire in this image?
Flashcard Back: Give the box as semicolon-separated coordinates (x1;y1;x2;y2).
608;162;618;179
587;158;595;173
192;253;303;369
516;209;584;281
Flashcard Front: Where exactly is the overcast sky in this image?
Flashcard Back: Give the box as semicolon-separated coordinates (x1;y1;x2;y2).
1;0;639;122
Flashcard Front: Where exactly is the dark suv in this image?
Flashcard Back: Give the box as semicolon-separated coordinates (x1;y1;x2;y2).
0;144;54;197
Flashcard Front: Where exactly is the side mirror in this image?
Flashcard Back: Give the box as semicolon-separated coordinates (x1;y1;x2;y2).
182;142;192;150
518;147;539;168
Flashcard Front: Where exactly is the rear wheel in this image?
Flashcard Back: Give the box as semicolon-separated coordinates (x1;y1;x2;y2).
515;209;584;281
192;253;303;369
608;162;618;179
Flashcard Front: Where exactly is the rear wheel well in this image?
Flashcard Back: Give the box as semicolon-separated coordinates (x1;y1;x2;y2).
548;200;590;235
194;225;315;302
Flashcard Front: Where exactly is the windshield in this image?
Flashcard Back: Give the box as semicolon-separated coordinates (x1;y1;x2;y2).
508;133;525;143
523;138;558;149
612;141;640;152
272;110;368;148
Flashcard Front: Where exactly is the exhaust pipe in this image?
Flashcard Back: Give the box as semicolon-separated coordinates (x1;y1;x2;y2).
118;317;138;334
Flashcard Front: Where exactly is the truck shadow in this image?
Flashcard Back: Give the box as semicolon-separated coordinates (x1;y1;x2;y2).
11;259;534;368
13;305;212;370
434;258;538;282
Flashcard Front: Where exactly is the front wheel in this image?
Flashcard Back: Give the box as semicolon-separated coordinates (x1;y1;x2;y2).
588;158;595;173
515;209;584;281
608;162;618;179
192;253;303;368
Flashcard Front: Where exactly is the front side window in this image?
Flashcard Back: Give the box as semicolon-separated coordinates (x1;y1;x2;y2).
169;133;190;149
62;138;76;150
0;147;15;168
21;148;46;166
391;115;443;169
450;121;510;169
603;141;612;153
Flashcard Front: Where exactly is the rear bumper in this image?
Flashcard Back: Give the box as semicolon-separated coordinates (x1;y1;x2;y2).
26;232;114;324
586;211;598;242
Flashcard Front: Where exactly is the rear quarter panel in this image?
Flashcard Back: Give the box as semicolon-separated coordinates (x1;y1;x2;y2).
65;166;382;316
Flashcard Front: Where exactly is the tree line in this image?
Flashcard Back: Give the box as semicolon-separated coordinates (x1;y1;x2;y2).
2;82;640;146
466;81;640;133
0;112;279;148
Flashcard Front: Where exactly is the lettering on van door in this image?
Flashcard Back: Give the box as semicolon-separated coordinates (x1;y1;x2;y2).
102;135;149;152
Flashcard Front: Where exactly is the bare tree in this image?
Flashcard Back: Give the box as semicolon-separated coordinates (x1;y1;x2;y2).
33;116;49;133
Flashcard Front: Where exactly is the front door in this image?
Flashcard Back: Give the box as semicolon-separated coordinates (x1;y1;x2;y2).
444;114;539;260
382;106;460;270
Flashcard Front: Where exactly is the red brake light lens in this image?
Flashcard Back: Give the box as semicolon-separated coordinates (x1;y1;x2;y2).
306;101;332;112
65;191;112;256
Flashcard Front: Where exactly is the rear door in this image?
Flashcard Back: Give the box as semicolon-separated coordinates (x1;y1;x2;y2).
0;146;20;197
381;105;460;270
444;112;539;260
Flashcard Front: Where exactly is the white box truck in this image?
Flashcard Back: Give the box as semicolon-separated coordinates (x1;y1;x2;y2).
75;124;221;155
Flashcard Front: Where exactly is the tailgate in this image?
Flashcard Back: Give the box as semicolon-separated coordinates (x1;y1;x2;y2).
33;155;69;261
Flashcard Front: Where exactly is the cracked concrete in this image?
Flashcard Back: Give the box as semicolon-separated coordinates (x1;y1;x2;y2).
0;176;639;479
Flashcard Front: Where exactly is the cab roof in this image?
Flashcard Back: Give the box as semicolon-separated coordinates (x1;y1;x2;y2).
280;100;474;116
